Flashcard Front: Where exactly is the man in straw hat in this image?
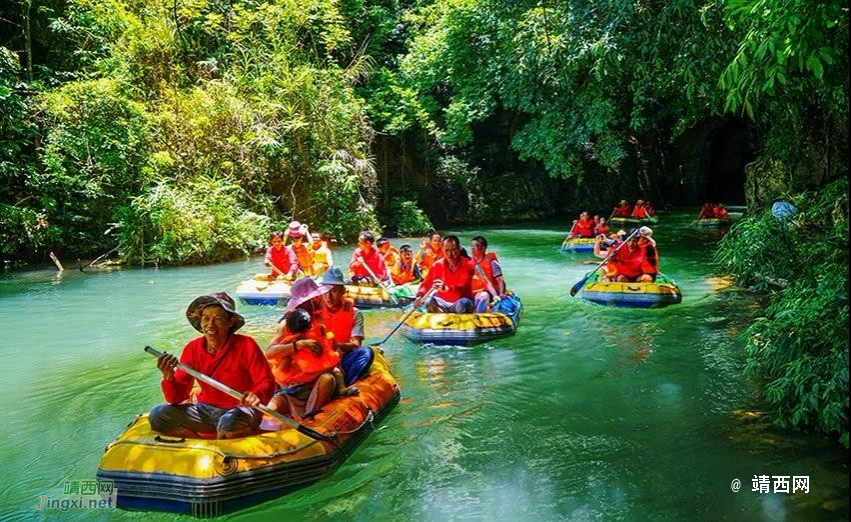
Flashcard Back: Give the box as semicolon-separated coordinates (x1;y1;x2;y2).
149;292;276;439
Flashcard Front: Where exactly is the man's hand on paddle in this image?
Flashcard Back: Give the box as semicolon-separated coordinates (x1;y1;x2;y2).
241;391;261;407
157;352;178;381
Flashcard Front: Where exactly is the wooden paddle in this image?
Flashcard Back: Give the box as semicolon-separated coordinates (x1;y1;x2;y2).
569;228;640;296
144;346;339;448
369;286;438;347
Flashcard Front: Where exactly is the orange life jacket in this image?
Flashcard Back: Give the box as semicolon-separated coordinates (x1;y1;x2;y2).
471;252;499;294
632;205;648;218
419;245;444;271
270;323;340;386
610;244;645;278
320;298;357;344
292;244;314;275
382;246;400;270
392;261;418;285
639;239;658;275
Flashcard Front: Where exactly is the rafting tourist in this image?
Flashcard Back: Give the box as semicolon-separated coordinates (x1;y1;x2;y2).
266;279;341;419
713;203;729;218
631;199;649;218
644;201;656;217
149;292;276;439
595;232;657;283
612;199;633;218
319;267;373;387
698;203;715;219
570;211;596;238
638;226;659;280
595;217;610;236
311;232;333;276
416;232;444;274
264;231;298;281
377;237;401;272
470;236;506;312
391;243;422;285
349;231;389;284
415;235;486;313
288;221;315;276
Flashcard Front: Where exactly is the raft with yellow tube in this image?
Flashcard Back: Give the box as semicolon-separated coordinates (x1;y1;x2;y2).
96;348;399;517
696;217;733;227
609;216;658;227
579;272;682;308
560;237;596;253
344;282;418;309
400;294;523;345
235;274;293;306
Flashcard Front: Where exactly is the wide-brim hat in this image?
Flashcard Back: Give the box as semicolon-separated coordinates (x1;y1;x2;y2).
619;199;628;205
186;292;245;333
286;277;331;311
639;226;653;237
288;220;303;238
321;267;346;287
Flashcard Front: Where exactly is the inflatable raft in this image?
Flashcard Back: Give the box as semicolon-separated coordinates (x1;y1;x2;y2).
96;349;399;517
345;282;418;309
609;216;658;227
579;272;681;308
696;217;733;227
235;275;293;306
400;294;523;345
560;237;596;253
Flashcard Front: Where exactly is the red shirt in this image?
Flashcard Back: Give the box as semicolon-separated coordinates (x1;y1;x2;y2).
596;224;610;235
161;334;276;409
632;205;648;218
417;257;475;302
573;218;596;237
613;204;633;217
265;245;298;277
349;247;388;281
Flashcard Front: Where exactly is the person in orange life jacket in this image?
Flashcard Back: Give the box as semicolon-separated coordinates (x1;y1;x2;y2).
416;232;445;274
149;292;276;439
349;231;389;284
470;236;506;313
288;221;315;276
595;217;611;236
266;279;339;419
637;226;658;282
415;235;480;313
570;211;596;238
264;231;298;281
612;199;633;217
310;232;333;276
377;237;401;272
713;203;729;218
319;267;376;387
631;199;648;218
698;203;714;219
602;232;655;283
391;244;422;285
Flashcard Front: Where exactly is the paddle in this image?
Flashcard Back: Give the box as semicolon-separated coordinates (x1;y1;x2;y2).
369;286;438;347
357;254;400;307
473;262;499;300
569;228;640;296
143;345;339;448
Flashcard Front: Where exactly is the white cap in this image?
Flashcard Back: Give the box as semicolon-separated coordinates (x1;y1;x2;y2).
639;226;653;237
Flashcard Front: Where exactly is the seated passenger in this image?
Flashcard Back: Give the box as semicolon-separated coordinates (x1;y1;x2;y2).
644;201;656;217
612;200;633;218
319;267;372;387
595;217;610;236
638;226;659;281
571;211;596;238
288;221;315;276
416;232;444;275
264;231;298;281
266;279;342;419
713;203;729;218
310;232;333;276
698;203;714;219
149;292;276;439
470;235;506;312
348;231;388;284
415;235;481;313
601;233;655;283
632;199;649;218
377;237;401;273
391;244;422;285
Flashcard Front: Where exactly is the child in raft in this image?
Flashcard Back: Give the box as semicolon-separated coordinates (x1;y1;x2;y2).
266;309;356;419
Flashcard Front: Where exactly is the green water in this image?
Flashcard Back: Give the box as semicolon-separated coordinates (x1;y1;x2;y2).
1;211;847;521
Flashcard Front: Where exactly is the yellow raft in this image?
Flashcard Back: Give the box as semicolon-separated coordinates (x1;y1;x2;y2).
96;349;399;517
560;237;596;253
400;294;523;345
344;282;418;309
579;273;682;308
235;275;293;306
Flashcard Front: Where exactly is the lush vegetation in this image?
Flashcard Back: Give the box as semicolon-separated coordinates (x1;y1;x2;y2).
717;178;849;446
0;0;847;443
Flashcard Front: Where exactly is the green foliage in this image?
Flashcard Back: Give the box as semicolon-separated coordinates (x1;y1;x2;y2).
389;197;432;235
117;175;271;265
716;178;849;446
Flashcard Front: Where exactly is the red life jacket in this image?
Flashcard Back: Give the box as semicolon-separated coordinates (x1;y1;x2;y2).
714;208;728;218
639;239;658;275
471;252;499;294
632;205;648;218
596;224;610;235
573;218;596;237
320;298;356;344
611;244;645;278
613;204;633;217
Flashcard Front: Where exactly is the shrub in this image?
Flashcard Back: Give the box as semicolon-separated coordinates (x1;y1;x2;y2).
389;198;433;236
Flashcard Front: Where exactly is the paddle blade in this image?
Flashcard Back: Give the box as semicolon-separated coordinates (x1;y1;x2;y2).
569;274;589;297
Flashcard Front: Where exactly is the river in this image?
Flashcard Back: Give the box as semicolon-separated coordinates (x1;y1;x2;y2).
1;211;847;521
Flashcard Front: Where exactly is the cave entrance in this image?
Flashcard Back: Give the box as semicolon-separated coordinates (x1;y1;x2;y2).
705;119;752;205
